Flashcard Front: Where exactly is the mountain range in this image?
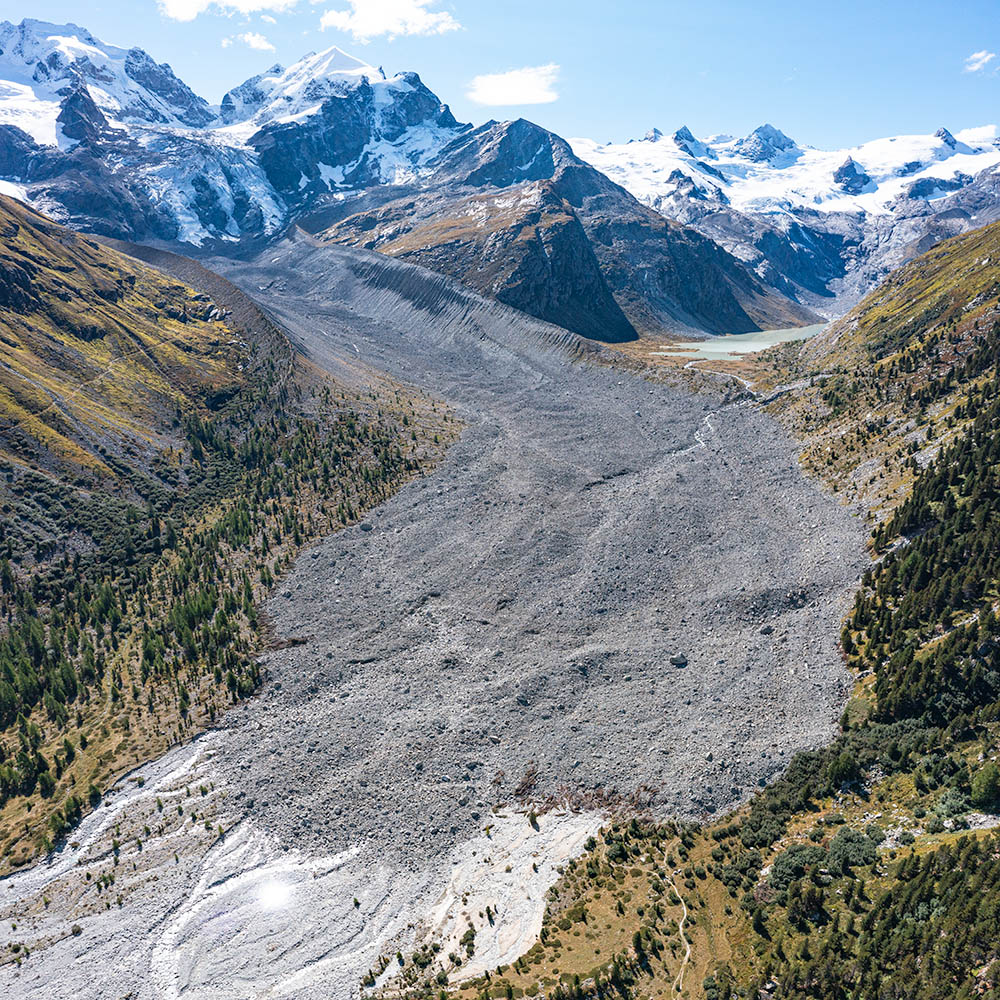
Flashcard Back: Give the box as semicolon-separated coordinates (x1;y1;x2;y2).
1;17;999;340
572;122;1000;315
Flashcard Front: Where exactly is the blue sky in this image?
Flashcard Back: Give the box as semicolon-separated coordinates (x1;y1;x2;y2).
1;0;998;147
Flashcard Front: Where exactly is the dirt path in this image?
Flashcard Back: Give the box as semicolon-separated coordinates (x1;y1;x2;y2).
668;873;692;994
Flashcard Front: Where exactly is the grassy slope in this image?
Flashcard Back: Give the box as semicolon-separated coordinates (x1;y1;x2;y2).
0;195;455;873
757;219;1000;520
376;225;1000;1000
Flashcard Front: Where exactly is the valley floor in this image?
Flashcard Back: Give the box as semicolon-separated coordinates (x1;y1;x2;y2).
0;240;864;998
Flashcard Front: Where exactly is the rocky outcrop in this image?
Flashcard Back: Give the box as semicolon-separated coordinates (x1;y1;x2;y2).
56;85;124;145
833;156;871;195
249;73;459;199
323;180;637;342
121;47;215;126
906;172;971;199
734;124;797;163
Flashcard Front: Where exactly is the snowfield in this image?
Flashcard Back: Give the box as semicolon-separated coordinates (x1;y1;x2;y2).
571;123;1000;218
0;19;461;244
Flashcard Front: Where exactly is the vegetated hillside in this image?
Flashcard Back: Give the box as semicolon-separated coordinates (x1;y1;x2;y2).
755;218;1000;519
0;195;451;871
377;224;1000;1000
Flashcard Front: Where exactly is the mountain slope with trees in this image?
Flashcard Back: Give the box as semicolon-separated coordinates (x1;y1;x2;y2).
0;195;450;869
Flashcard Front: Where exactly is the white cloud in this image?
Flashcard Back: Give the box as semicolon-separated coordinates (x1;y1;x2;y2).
241;31;276;50
319;0;460;42
222;31;277;50
159;0;298;22
466;64;560;106
964;50;996;73
260;13;277;22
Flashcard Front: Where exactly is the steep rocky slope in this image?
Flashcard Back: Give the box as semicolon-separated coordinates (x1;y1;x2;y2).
751;217;1000;518
317;119;819;340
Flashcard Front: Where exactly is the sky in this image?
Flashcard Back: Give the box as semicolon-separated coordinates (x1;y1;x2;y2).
0;0;998;148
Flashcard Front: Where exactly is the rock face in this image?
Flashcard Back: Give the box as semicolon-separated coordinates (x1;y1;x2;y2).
833;156;871;195
120;47;215;127
734;124;798;163
320;180;636;342
319;119;819;340
248;73;458;199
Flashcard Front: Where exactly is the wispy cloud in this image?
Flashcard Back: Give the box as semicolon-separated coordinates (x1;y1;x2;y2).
222;31;277;51
964;50;996;73
467;64;560;106
160;0;297;21
319;0;460;42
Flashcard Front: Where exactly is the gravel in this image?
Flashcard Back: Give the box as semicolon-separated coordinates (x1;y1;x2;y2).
211;239;865;859
0;238;865;998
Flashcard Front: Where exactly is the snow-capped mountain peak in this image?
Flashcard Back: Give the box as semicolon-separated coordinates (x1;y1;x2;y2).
671;125;717;161
0;19;467;246
220;46;397;127
571;122;1000;218
0;17;212;138
733;123;798;163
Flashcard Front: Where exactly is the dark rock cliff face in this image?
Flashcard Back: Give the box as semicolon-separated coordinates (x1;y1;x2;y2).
834;157;872;195
0;125;43;179
322;180;637;342
56;86;124;145
320;119;820;340
122;48;215;126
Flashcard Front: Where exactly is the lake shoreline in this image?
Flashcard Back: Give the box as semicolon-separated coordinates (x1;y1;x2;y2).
651;322;827;360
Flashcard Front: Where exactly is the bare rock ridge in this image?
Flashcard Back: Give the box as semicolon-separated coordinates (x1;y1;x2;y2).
314;118;819;341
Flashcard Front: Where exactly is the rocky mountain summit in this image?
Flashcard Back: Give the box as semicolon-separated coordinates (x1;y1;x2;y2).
0;19;457;245
572;122;1000;314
